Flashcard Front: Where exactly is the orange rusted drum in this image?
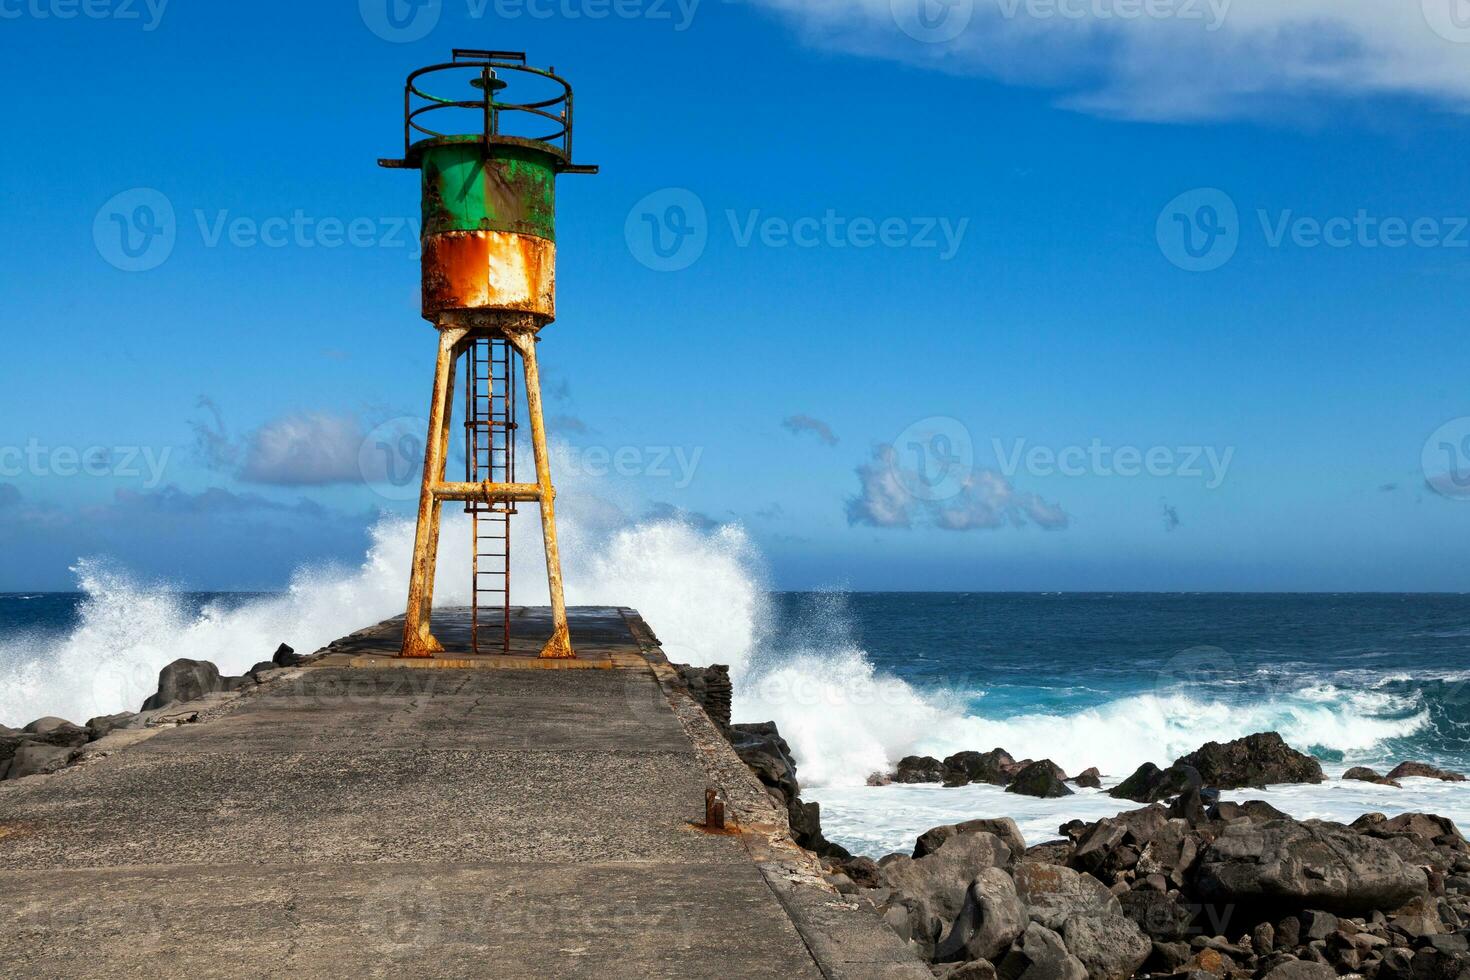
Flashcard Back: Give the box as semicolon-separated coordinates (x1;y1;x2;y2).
423;230;556;321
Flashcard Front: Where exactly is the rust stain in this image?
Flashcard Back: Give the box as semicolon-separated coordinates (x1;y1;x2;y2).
422;231;556;321
685;818;744;837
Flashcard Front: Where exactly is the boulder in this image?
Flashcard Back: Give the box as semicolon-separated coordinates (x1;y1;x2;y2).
895;755;945;784
729;722;799;801
834;856;882;889
942;748;1016;787
248;661;279;679
0;720;90;774
1194;818;1430;917
1110;762;1201;803
1134;819;1202;886
1345;766;1401;787
1071;768;1102;789
1012;861;1120;931
23;716;75;735
1118;889;1196;941
141;659;226;711
1007;760;1074;799
880;831;1013;957
1208;799;1289;824
1173;732;1324;789
271;643;305;668
941;961;999;980
936;866;1028;963
85;712;139;739
1386;762;1466;783
1261;961;1336;980
996;923;1088;980
916;818;1027;865
1061;912;1152;980
3;740;78;780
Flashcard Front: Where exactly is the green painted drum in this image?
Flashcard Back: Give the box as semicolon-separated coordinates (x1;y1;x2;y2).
419;141;558;242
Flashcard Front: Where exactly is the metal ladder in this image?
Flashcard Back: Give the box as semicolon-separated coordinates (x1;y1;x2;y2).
465;336;518;654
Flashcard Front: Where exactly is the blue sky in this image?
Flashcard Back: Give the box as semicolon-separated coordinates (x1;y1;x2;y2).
1;0;1468;592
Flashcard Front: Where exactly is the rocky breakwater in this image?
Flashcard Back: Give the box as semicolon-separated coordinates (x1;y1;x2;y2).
835;733;1470;980
0;644;305;783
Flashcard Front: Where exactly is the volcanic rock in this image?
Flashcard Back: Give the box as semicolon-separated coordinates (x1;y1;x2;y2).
141;659;226;711
996;922;1088;980
1386;762;1466;783
1194;818;1430;916
1006;760;1074;799
85;712;139;739
880;831;1013;958
1110;762;1202;803
1060;911;1152;980
895;755;946;784
1070;767;1102;789
942;748;1016;787
271;643;305;668
1012;861;1120;930
916;818;1027;866
1345;766;1402;787
3;740;78;780
1173;732;1324;789
936;866;1028;963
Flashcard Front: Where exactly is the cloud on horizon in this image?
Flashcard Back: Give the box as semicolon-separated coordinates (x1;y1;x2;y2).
846;444;1069;531
746;0;1470;121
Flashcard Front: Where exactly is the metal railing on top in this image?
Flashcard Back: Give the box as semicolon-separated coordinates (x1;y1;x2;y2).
381;50;596;173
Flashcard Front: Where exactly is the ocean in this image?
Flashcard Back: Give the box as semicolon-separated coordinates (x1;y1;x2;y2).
3;522;1467;861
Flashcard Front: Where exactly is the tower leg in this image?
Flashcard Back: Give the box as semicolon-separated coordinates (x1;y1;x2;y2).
402;325;469;658
506;328;575;660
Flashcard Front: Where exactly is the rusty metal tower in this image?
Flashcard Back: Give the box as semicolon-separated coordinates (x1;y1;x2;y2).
380;50;596;660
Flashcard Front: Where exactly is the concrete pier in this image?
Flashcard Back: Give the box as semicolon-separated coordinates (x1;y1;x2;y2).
0;608;927;979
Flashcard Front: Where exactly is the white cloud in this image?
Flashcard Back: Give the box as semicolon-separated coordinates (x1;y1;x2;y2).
239;412;367;487
847;444;1069;530
747;0;1470;121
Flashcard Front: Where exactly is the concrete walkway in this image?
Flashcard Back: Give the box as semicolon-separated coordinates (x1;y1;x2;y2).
0;608;928;979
